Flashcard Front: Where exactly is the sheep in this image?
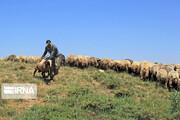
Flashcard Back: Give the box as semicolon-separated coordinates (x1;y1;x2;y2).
156;69;169;88
151;63;163;81
140;61;151;80
27;56;34;63
66;54;77;66
109;60;118;71
174;64;180;70
162;64;176;72
74;55;83;68
148;62;156;80
83;56;90;68
99;58;112;70
13;56;21;62
33;56;41;63
168;70;179;90
124;59;133;73
33;59;51;78
7;55;16;61
116;60;128;72
139;61;156;80
89;57;101;68
131;61;141;76
19;55;27;63
125;59;133;64
114;59;132;73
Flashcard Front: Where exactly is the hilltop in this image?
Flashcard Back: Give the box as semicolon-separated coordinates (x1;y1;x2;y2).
0;60;179;120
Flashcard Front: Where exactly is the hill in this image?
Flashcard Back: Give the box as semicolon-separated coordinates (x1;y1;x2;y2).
0;60;179;120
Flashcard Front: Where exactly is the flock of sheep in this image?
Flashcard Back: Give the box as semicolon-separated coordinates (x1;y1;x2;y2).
1;54;180;91
1;55;41;63
66;54;180;91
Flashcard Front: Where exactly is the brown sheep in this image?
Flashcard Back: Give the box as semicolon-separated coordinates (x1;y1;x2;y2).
174;64;180;70
74;55;90;68
140;61;150;80
33;56;41;63
118;60;126;72
168;70;179;90
66;54;77;66
99;58;112;70
19;55;27;63
34;59;51;78
162;64;176;72
124;59;133;73
148;62;156;80
27;56;34;63
74;55;83;68
89;57;101;68
151;63;163;81
7;55;16;61
139;61;155;80
125;59;133;64
83;56;90;68
14;55;27;63
156;69;168;88
131;61;141;76
109;60;118;70
14;56;22;62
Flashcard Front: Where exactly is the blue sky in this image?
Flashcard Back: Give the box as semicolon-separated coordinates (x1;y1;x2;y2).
0;0;180;64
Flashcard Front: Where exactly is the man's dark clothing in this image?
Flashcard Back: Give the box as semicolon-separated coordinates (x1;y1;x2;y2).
43;44;59;59
42;44;59;79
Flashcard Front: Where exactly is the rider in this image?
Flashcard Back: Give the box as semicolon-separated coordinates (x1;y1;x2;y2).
40;40;59;81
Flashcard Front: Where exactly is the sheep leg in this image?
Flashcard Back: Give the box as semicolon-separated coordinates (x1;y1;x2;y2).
33;69;37;77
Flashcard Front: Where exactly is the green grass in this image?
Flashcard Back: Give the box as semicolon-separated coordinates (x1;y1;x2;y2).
0;60;179;120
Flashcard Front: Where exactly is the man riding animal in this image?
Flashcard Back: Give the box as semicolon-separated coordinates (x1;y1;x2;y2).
39;40;60;83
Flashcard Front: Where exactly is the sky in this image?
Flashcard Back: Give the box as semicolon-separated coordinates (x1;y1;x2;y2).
0;0;180;64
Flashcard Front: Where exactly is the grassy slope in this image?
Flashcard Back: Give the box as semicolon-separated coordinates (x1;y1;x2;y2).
0;61;179;120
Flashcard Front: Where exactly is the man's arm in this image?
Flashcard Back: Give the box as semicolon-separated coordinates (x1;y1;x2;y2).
40;47;47;61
